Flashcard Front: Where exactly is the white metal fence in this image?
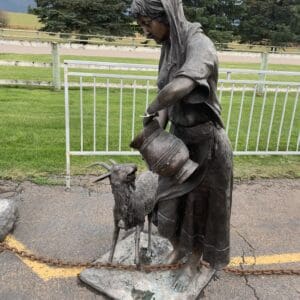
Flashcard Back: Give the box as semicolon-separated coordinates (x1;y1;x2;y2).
2;55;300;90
64;60;300;188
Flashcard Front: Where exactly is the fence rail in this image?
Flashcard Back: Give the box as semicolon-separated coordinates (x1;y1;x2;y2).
64;60;299;188
3;58;300;74
0;28;159;48
2;59;300;89
1;28;300;54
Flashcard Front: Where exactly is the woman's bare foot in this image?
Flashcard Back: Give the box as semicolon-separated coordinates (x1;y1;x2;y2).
173;264;216;293
172;251;200;292
172;263;198;292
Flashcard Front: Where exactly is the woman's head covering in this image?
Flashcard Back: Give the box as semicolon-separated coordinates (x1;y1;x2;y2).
131;0;165;20
131;0;193;65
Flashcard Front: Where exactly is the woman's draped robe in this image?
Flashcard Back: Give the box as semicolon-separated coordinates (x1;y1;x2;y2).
152;0;233;270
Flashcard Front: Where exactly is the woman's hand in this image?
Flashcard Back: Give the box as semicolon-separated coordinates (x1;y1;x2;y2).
141;111;158;127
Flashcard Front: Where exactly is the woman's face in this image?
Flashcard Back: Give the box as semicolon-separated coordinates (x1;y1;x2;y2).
137;15;170;43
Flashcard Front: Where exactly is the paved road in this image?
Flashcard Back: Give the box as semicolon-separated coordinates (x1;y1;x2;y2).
0;178;299;299
1;40;300;65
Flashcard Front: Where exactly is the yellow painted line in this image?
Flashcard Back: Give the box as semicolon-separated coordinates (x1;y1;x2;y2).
3;235;300;281
5;235;83;281
229;252;300;267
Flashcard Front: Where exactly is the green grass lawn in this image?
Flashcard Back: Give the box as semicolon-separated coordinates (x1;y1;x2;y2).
1;53;299;84
0;86;299;182
0;54;299;182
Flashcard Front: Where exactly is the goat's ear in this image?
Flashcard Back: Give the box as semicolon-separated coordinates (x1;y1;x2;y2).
93;172;111;182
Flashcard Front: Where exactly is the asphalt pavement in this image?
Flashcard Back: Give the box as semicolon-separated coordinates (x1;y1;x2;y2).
0;178;299;300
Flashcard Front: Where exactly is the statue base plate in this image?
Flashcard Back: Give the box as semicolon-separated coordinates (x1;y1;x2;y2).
79;232;212;300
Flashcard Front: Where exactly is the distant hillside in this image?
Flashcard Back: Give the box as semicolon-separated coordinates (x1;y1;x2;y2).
0;0;35;13
5;11;41;30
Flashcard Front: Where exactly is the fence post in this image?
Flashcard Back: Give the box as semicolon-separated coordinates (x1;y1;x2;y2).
51;42;61;91
257;52;268;95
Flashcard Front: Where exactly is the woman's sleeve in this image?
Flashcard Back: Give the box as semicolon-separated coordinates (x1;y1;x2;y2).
174;33;218;99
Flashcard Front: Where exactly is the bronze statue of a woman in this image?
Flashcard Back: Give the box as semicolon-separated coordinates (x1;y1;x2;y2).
131;0;233;293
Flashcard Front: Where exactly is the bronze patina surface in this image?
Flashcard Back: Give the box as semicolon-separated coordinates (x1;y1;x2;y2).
131;0;233;294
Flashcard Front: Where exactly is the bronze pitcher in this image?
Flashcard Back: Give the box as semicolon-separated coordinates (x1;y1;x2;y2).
130;120;198;184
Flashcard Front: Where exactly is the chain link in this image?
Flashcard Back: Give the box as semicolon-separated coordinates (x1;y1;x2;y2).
1;242;299;275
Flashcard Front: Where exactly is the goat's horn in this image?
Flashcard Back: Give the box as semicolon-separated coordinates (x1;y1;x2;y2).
93;172;111;182
109;159;117;165
87;162;111;171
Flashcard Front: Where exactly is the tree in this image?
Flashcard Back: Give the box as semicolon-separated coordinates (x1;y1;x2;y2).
239;0;299;45
290;3;300;43
0;10;8;28
33;0;133;36
183;0;245;43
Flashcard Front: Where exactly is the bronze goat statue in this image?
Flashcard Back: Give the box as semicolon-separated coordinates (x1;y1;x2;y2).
92;161;158;266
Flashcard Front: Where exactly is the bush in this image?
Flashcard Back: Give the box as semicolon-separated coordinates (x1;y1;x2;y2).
0;10;8;28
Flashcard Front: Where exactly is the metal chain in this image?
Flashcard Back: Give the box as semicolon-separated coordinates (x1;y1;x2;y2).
223;267;300;276
1;242;299;275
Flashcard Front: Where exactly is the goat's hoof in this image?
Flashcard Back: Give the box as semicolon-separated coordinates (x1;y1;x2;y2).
146;249;153;258
108;257;113;264
139;247;153;264
134;257;140;265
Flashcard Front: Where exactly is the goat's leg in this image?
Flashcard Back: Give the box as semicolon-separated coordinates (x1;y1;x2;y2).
134;224;142;266
147;213;153;257
108;224;120;263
